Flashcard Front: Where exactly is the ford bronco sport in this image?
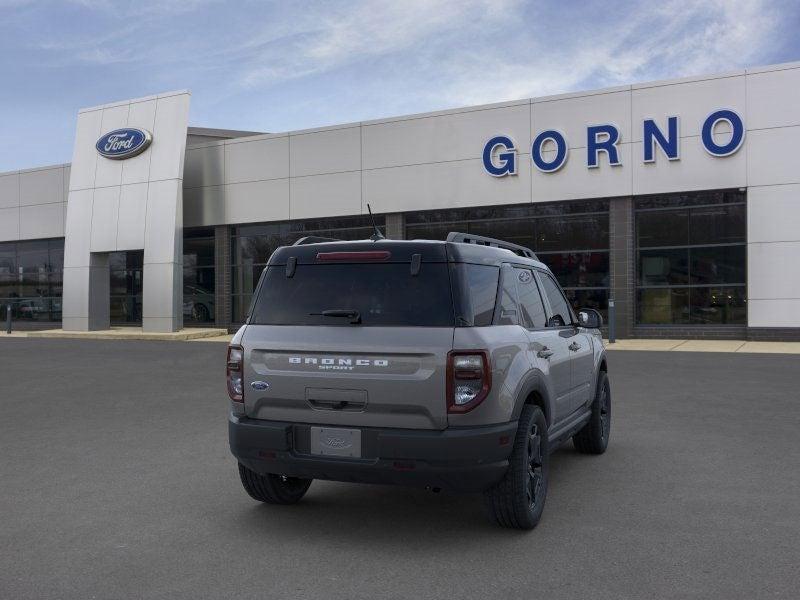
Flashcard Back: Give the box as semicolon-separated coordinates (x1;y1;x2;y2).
228;232;610;529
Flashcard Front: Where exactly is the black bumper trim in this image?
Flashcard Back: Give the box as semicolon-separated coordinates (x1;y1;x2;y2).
229;415;517;493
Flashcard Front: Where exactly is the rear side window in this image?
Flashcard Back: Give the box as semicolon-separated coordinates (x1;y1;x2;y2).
250;263;454;326
451;264;499;326
515;268;547;328
496;266;519;326
539;271;573;326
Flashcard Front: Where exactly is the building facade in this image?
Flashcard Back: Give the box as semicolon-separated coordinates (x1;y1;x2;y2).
1;62;799;339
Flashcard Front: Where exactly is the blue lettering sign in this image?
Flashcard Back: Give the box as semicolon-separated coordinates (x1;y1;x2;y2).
482;108;745;176
643;116;679;162
701;109;745;157
482;135;517;176
587;124;621;168
531;130;568;173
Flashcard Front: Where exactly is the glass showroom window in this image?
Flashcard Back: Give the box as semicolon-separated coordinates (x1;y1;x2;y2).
184;228;216;325
230;215;386;323
635;190;746;325
405;201;610;319
109;251;144;325
0;238;64;323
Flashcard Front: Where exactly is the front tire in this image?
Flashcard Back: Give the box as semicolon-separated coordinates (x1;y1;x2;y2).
483;405;549;530
573;371;611;454
238;463;312;504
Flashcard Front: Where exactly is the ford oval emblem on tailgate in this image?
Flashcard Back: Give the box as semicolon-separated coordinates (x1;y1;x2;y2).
250;381;269;390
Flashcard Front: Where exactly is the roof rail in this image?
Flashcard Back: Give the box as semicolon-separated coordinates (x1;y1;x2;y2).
292;236;340;246
446;232;537;259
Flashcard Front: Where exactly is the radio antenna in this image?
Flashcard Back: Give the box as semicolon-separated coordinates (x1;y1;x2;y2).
367;204;385;241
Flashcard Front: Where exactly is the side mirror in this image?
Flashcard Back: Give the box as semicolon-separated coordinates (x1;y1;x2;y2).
577;308;603;329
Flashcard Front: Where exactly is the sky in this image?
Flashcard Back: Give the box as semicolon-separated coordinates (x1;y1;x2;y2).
0;0;798;171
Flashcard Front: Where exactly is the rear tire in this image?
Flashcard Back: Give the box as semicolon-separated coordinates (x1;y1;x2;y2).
573;371;611;455
483;405;549;530
238;463;312;504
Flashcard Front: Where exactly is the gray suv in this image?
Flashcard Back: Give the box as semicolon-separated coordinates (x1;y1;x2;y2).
228;232;610;529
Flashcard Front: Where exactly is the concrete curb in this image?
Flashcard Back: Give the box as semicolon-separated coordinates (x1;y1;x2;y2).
604;339;800;354
10;327;229;341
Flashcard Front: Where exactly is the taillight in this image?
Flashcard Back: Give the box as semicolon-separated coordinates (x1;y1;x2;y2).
227;345;244;402
447;350;491;413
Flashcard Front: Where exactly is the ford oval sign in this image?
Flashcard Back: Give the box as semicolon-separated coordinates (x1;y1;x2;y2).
95;128;152;160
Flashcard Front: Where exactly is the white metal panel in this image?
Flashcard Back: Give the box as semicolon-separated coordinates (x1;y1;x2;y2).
142;262;180;318
184;185;225;228
184;144;224;188
19;202;65;240
19;167;64;206
89;186;120;252
364;158;531;214
61;266;90;318
290;171;361;219
0;173;19;209
747;184;800;244
116;183;148;250
362;103;530;169
94;104;129;189
748;241;800;300
121;99;157;185
63;166;70;202
631;75;746;141
225;178;290;224
632;140;746;195
290;126;360;177
148;93;191;182
746;67;800;130
63;189;93;268
0;207;19;240
69;109;103;191
746;126;800;187
532;144;632;202
225;136;289;183
143;178;181;264
748;299;800;327
533;90;632;147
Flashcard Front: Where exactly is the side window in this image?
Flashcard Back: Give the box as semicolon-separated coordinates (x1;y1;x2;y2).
539;272;573;327
515;268;547;329
496;265;519;325
465;265;499;326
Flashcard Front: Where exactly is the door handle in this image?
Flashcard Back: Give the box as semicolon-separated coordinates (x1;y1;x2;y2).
537;347;554;359
569;342;581;352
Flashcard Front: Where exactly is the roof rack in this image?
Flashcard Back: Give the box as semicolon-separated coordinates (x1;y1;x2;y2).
446;232;537;260
292;236;340;245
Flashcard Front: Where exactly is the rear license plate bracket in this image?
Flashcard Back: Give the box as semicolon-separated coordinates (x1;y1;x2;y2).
310;427;362;458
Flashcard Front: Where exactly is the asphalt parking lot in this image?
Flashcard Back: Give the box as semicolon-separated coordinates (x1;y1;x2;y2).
1;339;798;600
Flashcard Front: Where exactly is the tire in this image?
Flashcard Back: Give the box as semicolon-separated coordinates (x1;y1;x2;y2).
192;303;210;322
483;405;549;530
237;463;312;505
573;371;611;455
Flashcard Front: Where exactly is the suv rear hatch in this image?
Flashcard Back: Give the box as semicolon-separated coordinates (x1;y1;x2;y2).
241;242;454;430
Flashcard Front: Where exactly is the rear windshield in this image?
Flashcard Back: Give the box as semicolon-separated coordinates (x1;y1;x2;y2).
250;263;455;326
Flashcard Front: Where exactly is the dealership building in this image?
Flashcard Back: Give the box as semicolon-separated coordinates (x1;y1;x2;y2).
1;60;799;339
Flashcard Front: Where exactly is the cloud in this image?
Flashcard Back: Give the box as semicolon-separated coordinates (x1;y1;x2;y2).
0;0;795;170
430;0;783;106
233;0;523;88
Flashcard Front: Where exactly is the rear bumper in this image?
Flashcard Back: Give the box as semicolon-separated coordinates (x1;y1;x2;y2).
229;414;517;493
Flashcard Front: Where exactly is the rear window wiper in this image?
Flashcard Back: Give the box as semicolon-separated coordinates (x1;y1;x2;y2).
310;309;362;324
